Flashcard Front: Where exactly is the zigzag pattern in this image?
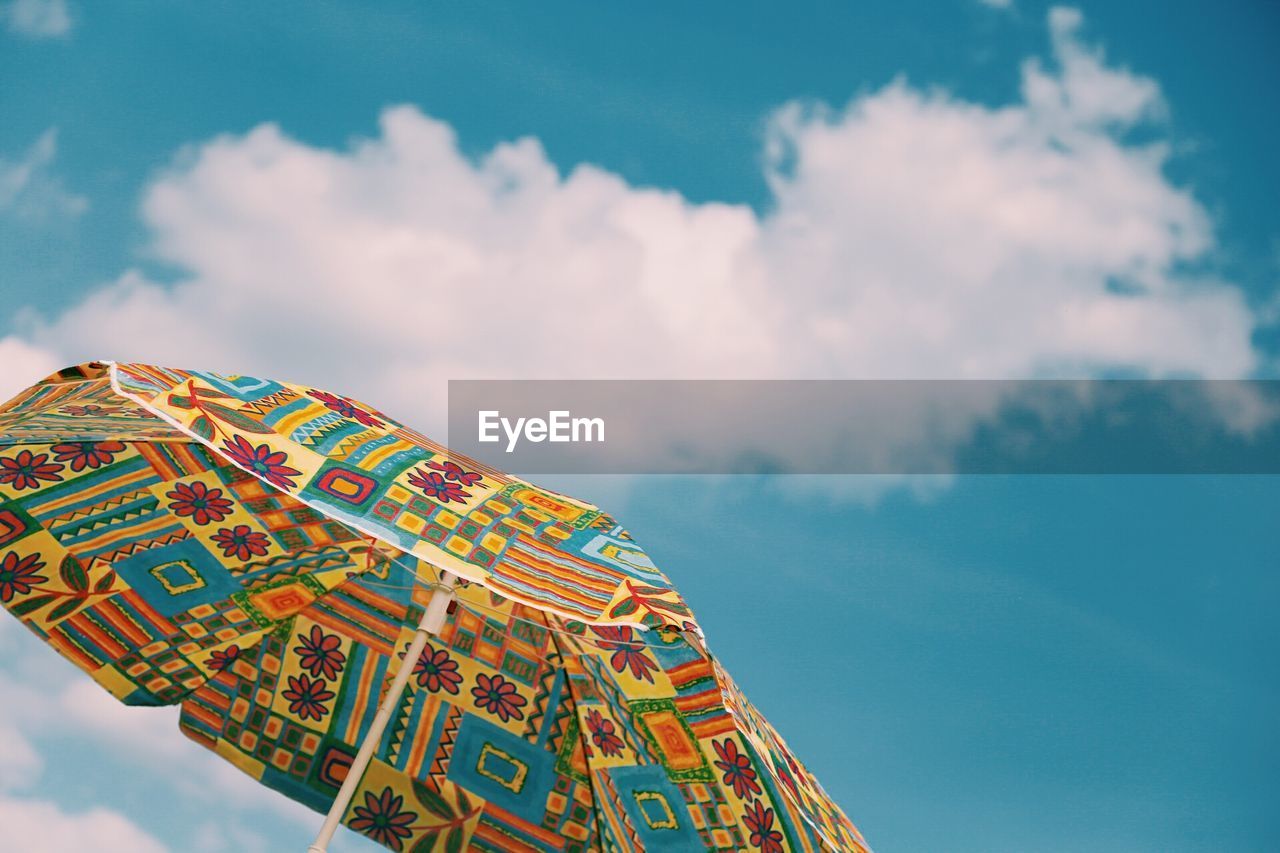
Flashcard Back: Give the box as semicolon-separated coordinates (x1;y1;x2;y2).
48;494;160;536
329;430;386;459
46;484;156;525
522;653;560;742
595;770;643;853
383;677;418;767
425;703;463;790
237;389;300;417
89;528;190;567
290;415;351;448
544;681;574;757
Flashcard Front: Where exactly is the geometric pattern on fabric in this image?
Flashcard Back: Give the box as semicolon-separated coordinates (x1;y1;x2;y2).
0;362;871;852
103;361;695;631
174;560;871;852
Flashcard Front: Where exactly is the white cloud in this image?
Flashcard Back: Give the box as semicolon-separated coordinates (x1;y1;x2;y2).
0;7;1252;509
0;128;88;223
0;619;339;851
0;719;43;792
755;7;1246;380
0;797;168;853
23;677;320;829
978;0;1014;8
7;8;1254;439
0;10;1268;838
0;336;59;403
1026;8;1163;130
0;5;1262;499
0;7;1250;518
3;0;71;38
0;648;168;853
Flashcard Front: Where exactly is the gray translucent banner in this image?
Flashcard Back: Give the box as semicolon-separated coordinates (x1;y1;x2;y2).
445;380;1280;475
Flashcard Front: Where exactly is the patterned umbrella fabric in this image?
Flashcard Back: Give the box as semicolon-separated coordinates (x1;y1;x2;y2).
0;362;869;852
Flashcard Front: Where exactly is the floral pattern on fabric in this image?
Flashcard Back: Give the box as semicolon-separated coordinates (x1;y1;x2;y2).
108;362;697;631
0;363;871;853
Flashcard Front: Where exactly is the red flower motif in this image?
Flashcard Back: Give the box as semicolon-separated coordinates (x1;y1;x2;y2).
743;801;784;853
220;435;301;492
308;389;384;428
282;674;334;721
0;551;47;603
166;480;234;525
0;450;64;491
593;626;660;683
51;441;126;472
348;787;417;851
426;459;482;487
585;709;625;758
413;643;462;694
207;645;242;671
211;524;271;561
471;673;527;722
713;737;762;799
295;625;346;680
407;468;471;504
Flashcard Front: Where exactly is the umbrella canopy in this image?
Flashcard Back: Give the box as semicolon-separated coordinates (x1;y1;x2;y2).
0;362;869;853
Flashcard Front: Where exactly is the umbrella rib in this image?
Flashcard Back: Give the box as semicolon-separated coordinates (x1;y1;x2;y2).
307;571;459;853
543;625;616;850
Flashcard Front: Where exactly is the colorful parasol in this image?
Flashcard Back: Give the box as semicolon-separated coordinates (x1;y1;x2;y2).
0;362;869;852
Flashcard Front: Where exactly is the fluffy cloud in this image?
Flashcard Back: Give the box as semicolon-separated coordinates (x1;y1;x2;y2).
0;798;167;853
0;614;338;851
0;8;1268;843
0;719;42;792
4;7;1257;432
0;336;59;401
43;680;320;829
756;7;1247;379
0;129;87;223
0;652;169;853
2;0;71;38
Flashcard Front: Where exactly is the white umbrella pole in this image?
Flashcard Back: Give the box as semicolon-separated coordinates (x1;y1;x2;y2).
307;571;458;853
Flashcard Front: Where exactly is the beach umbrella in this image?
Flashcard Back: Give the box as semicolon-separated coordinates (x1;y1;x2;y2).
0;361;869;853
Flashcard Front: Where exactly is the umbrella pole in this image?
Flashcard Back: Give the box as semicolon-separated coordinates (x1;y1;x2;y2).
307;571;458;853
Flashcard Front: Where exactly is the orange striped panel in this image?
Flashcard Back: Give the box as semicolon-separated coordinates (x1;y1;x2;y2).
36;465;157;517
64;611;129;660
95;598;157;648
470;813;567;851
341;657;380;745
118;590;176;638
46;628;101;671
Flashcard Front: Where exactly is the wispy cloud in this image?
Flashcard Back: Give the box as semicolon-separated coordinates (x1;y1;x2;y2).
0;128;87;222
2;0;72;39
0;338;57;401
0;650;167;852
0;797;167;853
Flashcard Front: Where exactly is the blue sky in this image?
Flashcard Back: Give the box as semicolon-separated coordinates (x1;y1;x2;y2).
4;1;1279;331
1;2;1278;851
